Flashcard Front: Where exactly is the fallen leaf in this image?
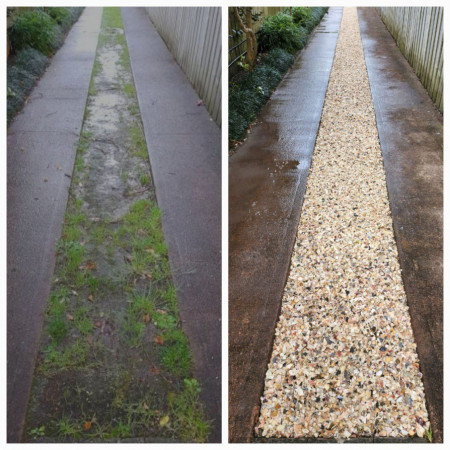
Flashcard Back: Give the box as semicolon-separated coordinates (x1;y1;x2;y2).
159;415;170;427
84;421;92;431
85;261;97;271
88;294;94;302
156;309;167;315
143;314;151;323
66;313;74;321
150;366;160;375
154;335;164;345
95;321;102;328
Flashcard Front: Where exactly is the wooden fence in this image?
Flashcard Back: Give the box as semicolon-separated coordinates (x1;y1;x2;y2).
146;7;221;127
228;7;285;77
376;7;443;113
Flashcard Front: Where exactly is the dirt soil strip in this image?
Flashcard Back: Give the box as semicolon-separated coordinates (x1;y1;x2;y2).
358;7;443;443
7;8;102;443
23;7;209;443
228;8;343;443
121;8;222;443
256;7;429;441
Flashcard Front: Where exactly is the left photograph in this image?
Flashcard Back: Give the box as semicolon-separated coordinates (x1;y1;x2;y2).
7;6;221;443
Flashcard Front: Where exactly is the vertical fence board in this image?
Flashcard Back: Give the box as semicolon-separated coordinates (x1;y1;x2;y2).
146;7;222;127
376;7;443;113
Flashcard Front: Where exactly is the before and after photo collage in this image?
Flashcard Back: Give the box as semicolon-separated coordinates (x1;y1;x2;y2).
3;0;444;445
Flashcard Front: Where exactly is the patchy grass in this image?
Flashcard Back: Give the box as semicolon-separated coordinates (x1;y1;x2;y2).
169;379;210;442
128;123;148;160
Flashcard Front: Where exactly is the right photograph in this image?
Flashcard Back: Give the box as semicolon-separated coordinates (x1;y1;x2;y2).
228;6;442;444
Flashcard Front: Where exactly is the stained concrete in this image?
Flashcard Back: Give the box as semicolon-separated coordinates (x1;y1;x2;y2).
228;8;343;443
7;8;102;442
121;8;221;443
358;7;443;443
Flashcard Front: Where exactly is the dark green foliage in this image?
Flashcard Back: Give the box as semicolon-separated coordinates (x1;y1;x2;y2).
161;330;191;377
7;7;84;124
292;7;328;32
44;7;83;33
257;13;306;54
8;9;60;56
262;47;295;73
229;8;328;146
14;47;49;77
229;48;292;143
7;65;37;122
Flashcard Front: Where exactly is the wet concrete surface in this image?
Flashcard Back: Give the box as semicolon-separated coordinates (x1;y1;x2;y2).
7;8;102;442
228;8;343;443
121;8;221;442
358;7;443;443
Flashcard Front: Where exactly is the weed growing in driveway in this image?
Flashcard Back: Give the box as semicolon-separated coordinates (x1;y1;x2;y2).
128;123;148;160
169;379;210;442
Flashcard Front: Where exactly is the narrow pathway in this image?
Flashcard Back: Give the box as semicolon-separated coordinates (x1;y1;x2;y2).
256;8;429;441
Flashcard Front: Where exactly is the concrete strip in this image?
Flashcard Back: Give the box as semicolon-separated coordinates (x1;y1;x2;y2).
228;8;343;443
358;7;443;443
7;8;102;442
121;8;221;443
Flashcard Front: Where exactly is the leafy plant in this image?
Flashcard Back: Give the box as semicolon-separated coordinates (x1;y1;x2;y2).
8;9;60;56
257;13;306;54
44;7;71;29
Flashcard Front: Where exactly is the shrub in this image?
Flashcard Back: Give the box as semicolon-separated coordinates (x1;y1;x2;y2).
14;47;49;76
257;13;307;54
44;7;71;28
229;52;293;143
8;9;60;56
263;47;294;74
44;7;84;33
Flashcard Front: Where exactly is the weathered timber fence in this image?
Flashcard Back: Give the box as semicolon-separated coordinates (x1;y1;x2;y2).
146;7;221;126
376;7;443;113
228;7;285;77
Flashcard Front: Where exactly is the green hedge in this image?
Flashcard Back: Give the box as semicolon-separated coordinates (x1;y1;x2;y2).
7;7;84;123
229;7;328;146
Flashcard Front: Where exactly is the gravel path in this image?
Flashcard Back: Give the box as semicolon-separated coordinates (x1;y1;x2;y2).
256;8;429;440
